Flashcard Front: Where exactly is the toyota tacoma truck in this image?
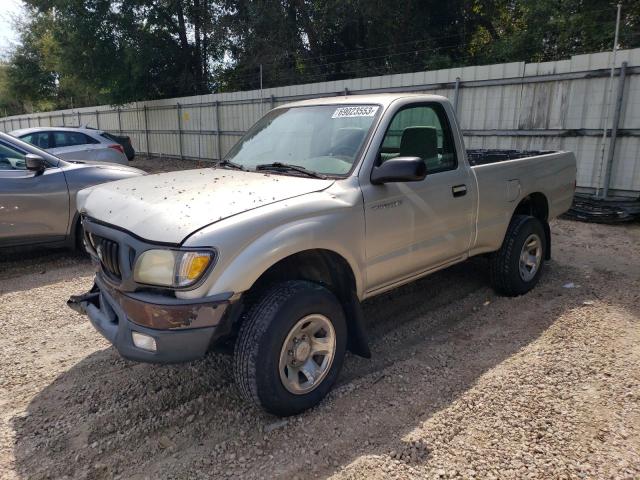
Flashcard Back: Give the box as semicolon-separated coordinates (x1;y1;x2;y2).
68;94;576;416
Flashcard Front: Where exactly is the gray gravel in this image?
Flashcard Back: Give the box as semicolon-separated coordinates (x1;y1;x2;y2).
1;158;639;479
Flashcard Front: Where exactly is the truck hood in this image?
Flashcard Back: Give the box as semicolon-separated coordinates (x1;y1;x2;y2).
64;160;145;174
78;168;334;244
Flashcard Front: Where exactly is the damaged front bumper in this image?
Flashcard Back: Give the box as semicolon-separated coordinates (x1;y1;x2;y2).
68;275;234;364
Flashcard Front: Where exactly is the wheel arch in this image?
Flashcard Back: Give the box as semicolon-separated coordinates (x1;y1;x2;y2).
512;192;551;260
242;248;371;358
69;211;83;249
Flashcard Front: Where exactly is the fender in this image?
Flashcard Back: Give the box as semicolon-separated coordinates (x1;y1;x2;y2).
205;216;366;299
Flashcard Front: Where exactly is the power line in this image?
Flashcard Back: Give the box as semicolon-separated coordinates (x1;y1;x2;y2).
221;22;636;90
220;33;637;93
221;5;629;74
222;13;632;85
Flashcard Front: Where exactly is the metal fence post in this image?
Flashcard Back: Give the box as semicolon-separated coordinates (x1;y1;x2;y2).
96;110;100;130
117;107;122;134
77;111;81;126
177;103;183;159
62;113;66;126
215;101;222;161
453;77;461;115
143;105;150;156
270;95;275;110
602;61;628;199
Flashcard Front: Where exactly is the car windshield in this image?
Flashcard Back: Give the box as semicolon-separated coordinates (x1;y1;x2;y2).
224;104;381;176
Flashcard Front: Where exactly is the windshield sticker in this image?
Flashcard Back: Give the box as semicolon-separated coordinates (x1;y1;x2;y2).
332;106;379;118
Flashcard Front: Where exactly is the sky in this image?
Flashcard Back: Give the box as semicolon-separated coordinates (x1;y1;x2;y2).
0;0;23;57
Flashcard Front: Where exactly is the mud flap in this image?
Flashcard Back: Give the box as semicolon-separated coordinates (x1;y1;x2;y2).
345;291;371;359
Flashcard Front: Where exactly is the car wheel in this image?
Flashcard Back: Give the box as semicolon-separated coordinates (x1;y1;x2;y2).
233;280;347;416
489;215;546;296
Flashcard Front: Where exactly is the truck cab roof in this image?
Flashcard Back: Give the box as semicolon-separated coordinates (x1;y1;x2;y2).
281;93;449;110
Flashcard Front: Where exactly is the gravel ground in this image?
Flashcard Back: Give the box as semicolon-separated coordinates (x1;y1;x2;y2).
1;158;639;479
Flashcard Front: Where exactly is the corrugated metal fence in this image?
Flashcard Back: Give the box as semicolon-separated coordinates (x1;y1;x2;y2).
2;48;640;195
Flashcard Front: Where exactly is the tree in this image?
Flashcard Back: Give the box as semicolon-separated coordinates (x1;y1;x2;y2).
5;0;225;111
0;63;24;116
2;0;639;113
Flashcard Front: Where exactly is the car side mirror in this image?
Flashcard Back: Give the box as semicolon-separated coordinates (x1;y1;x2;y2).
25;154;46;173
370;156;427;184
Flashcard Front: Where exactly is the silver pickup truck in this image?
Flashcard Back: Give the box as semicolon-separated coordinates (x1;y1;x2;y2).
69;94;576;415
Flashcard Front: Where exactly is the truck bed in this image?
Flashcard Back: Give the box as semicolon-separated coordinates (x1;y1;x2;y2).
469;149;576;257
467;149;557;166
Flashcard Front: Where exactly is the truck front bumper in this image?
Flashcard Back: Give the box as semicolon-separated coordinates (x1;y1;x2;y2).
68;276;233;364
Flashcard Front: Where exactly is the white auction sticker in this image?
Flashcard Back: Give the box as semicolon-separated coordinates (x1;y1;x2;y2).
332;106;379;118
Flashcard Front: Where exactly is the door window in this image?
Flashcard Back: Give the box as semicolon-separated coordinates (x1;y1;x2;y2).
52;131;96;148
379;104;457;174
20;132;52;149
0;142;27;170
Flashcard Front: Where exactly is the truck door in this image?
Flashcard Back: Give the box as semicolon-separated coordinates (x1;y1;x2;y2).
361;102;476;292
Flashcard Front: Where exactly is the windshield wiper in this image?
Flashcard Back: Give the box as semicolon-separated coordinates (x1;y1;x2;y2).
216;159;246;171
256;162;327;179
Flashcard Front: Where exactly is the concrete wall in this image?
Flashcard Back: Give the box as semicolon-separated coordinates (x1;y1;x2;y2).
2;48;639;195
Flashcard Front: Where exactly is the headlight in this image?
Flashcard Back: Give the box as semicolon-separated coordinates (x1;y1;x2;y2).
133;249;215;288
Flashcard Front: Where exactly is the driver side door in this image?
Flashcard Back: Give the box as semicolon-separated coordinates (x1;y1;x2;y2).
361;102;475;293
0;139;70;247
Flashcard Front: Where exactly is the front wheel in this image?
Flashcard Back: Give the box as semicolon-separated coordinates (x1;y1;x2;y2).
75;220;89;255
233;280;347;416
489;215;546;296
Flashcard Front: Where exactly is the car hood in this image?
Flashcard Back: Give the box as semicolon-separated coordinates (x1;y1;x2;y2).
64;159;143;173
78;168;334;244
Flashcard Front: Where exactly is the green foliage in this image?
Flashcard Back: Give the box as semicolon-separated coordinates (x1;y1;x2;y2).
2;0;639;114
0;63;23;116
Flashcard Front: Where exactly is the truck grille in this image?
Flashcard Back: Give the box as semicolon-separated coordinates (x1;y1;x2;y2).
92;235;121;279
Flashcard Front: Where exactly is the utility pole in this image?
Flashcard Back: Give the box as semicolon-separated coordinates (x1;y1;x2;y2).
596;3;622;198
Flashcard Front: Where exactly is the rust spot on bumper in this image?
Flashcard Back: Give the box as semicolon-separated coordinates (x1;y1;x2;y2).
108;285;228;330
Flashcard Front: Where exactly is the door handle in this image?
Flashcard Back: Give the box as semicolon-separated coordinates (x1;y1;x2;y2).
452;184;467;197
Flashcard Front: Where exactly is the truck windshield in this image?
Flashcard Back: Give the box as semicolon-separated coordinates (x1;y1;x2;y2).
224;104;381;176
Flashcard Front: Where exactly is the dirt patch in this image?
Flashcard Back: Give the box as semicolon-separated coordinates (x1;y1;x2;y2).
129;154;213;173
1;157;638;479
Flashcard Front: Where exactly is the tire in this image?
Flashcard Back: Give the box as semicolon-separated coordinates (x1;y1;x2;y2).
233;280;347;416
489;215;546;296
75;220;89;255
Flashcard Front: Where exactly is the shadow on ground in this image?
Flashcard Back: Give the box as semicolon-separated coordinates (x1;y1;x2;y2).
11;259;592;479
0;247;92;294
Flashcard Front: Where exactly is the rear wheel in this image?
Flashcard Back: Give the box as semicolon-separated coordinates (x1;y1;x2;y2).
489;215;546;296
233;280;347;416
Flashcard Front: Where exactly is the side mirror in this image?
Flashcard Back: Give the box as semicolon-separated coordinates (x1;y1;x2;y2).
25;154;46;173
371;156;427;184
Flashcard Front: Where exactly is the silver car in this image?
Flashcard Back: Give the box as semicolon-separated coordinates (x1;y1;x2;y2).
10;127;130;165
0;132;144;250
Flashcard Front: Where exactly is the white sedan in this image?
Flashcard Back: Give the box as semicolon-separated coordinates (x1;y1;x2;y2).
10;127;129;165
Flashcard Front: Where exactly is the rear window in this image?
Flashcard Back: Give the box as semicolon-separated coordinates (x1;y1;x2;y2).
53;131;99;147
101;132;118;142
